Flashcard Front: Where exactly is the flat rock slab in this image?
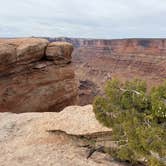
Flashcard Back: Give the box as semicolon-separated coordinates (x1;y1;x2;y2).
0;105;122;166
42;105;112;135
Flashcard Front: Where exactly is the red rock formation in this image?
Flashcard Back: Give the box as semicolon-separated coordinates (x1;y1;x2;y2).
0;38;78;113
51;38;166;105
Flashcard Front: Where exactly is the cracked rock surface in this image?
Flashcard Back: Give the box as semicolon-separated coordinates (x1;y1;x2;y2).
0;105;127;166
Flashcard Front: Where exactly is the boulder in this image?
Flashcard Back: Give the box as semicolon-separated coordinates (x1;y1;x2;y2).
46;42;73;64
16;38;48;63
0;38;49;65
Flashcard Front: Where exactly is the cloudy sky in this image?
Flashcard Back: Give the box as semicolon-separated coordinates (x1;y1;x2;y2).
1;0;166;39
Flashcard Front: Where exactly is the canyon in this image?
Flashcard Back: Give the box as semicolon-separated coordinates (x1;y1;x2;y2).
0;37;166;166
0;38;78;113
1;37;165;107
0;38;121;165
50;37;166;105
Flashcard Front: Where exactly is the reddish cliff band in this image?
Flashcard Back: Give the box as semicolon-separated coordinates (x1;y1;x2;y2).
50;38;166;105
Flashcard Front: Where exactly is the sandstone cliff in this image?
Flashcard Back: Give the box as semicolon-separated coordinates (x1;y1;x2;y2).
0;105;128;166
0;38;78;113
49;37;166;105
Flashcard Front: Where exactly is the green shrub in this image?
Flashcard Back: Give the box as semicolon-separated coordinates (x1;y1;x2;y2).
93;79;166;166
150;82;166;120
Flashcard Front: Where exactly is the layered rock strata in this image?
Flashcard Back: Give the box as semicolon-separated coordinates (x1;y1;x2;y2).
0;38;78;113
50;38;166;105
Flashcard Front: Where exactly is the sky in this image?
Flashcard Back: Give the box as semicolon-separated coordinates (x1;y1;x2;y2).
0;0;166;39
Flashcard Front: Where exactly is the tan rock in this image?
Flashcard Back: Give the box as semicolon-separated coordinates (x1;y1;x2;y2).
16;38;48;63
0;38;48;65
0;105;124;166
0;43;16;65
44;105;112;135
46;42;73;64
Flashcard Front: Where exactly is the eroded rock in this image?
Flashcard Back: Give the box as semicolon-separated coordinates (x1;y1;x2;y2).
0;38;48;66
16;38;48;63
0;43;16;66
46;42;73;64
0;105;126;166
0;38;78;113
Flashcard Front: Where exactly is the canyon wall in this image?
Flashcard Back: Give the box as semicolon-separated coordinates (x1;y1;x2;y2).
50;38;166;105
0;38;78;113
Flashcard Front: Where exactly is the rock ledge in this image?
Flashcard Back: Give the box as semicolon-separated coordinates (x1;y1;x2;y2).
0;105;125;166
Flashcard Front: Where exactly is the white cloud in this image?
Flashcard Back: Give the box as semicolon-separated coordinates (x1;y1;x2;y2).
0;0;166;38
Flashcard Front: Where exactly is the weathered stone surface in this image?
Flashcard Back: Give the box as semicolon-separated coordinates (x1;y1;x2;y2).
44;105;112;135
0;38;48;66
0;38;78;113
0;65;78;113
0;105;126;166
16;38;48;63
46;42;73;64
0;43;16;66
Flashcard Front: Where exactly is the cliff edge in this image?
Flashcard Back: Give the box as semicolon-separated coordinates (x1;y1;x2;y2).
0;38;78;113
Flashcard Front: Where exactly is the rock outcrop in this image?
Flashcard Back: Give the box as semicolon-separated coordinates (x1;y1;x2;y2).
0;105;127;166
46;42;73;64
0;38;48;70
50;37;166;105
0;38;78;113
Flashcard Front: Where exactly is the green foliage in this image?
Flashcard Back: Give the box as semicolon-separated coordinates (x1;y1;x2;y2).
150;82;166;120
93;79;166;166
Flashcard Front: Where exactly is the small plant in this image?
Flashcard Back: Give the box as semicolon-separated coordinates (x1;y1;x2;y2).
93;79;166;166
